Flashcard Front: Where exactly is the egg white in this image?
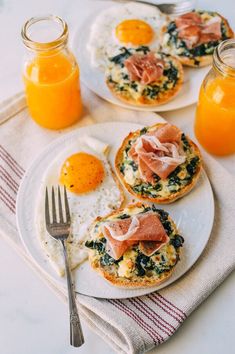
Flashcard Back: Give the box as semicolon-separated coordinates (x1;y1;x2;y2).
36;136;123;276
87;3;167;70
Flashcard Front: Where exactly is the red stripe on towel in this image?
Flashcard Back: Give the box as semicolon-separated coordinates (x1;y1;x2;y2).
154;293;186;320
0;195;15;214
0;145;25;174
136;297;176;334
0;151;23;179
128;298;171;337
0;166;19;190
0;168;18;194
109;299;160;345
148;293;185;323
0;187;15;213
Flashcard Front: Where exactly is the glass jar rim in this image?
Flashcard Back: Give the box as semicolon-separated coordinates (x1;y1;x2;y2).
213;39;235;78
21;15;68;51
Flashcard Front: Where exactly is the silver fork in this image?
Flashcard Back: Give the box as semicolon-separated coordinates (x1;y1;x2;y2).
96;0;194;15
45;186;84;347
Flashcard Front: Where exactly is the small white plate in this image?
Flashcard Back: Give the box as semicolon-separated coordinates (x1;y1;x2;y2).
16;122;214;299
72;11;209;112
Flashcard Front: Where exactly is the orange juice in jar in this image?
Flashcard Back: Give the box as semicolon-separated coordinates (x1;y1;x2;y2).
21;16;82;130
195;39;235;156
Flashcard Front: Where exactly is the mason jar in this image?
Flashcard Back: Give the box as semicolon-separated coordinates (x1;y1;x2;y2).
21;15;82;129
195;39;235;155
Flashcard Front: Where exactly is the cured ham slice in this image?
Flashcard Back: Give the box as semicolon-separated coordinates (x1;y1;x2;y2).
178;25;201;49
124;53;164;85
201;16;221;36
175;12;202;29
175;12;222;49
129;124;185;181
139;240;168;257
153;123;182;144
102;212;169;260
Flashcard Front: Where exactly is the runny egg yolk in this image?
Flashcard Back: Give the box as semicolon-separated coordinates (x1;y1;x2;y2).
115;19;154;45
60;152;105;194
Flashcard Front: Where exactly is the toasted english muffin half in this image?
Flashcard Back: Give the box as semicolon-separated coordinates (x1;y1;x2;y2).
105;46;183;106
85;203;184;288
161;11;234;67
115;123;202;204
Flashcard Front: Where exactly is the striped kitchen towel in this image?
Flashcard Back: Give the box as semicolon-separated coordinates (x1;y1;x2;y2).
0;90;235;354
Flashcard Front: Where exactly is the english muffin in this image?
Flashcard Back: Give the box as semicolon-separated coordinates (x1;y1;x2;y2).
115;123;202;204
161;10;234;67
85;203;184;288
105;46;183;105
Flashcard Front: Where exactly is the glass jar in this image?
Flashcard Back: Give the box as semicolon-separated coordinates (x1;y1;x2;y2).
195;39;235;156
21;15;82;130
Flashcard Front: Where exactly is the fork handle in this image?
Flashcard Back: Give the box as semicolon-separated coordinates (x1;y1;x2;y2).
61;240;84;347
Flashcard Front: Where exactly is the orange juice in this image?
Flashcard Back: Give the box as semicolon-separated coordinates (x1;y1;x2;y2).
24;53;82;129
195;77;235;155
195;39;235;156
22;16;82;130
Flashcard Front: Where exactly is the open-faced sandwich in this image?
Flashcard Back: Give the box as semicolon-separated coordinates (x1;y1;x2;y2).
105;46;183;105
85;203;184;288
115;123;202;203
161;10;234;67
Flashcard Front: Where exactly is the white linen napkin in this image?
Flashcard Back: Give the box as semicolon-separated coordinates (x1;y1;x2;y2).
0;89;234;354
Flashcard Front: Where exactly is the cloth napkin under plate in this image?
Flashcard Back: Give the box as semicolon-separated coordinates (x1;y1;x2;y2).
0;88;235;354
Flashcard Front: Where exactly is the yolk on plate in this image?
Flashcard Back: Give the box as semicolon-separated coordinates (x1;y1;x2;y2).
60;152;105;194
115;19;154;45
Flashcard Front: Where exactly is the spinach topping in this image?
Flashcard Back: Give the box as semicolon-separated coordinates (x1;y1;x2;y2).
170;235;184;248
152;206;169;221
140;127;148;135
181;133;190;151
124;140;132;154
110;47;131;66
150;206;173;235
85;238;106;253
129;160;138;171
85;238;121;266
100;253;120;266
135;253;155;276
166;12;231;59
122;73;129;80
143;85;160;99
163;61;179;86
133;182;162;196
107;75;117;84
117;213;131;219
155;265;172;275
130;82;138;92
186;156;200;176
120;163;125;175
136;46;151;54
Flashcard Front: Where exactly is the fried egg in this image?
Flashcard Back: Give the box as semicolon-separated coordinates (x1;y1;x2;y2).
36;136;123;276
87;3;166;69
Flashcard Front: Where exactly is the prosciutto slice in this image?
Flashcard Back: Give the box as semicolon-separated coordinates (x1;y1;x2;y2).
130;124;185;181
124;52;164;85
102;212;169;259
175;12;222;49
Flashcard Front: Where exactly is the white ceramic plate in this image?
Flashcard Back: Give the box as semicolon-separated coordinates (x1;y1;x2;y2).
72;10;210;112
16;122;214;299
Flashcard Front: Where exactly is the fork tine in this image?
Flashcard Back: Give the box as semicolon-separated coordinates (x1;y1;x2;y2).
51;186;57;223
45;187;51;225
64;186;71;224
58;186;64;223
